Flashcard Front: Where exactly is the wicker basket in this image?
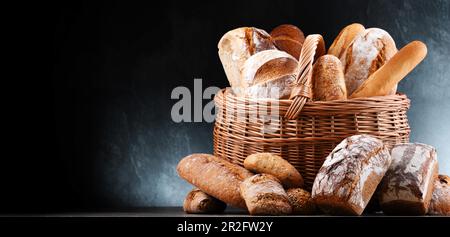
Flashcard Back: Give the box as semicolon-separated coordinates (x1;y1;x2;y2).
212;35;411;190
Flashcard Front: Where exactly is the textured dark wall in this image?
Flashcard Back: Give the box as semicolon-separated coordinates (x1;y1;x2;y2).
19;0;450;211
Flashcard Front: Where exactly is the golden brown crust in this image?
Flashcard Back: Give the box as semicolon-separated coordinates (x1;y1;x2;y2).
244;153;304;188
286;188;317;215
328;23;365;59
177;153;253;209
240;174;292;215
429;174;450;215
340;28;398;95
350;41;427;98
183;188;227;214
312;55;347;101
270;24;305;59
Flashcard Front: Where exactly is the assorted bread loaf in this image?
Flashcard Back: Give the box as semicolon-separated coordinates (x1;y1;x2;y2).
379;143;438;215
311;135;392;215
428;175;450;215
218;23;427;100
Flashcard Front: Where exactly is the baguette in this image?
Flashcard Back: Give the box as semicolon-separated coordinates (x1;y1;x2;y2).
350;41;427;98
328;23;365;58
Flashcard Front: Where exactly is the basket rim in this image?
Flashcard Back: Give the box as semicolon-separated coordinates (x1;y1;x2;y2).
215;87;409;105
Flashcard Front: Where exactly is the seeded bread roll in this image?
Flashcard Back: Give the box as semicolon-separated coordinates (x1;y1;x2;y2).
311;135;392;215
218;27;276;96
183;188;227;214
286;188;317;215
379;143;439;215
240;174;292;215
340;28;398;95
312;55;347;101
429;175;450;216
328;23;365;59
177;154;253;209
244;152;304;188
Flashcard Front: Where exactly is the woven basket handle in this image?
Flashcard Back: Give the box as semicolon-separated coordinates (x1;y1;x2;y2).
284;34;325;119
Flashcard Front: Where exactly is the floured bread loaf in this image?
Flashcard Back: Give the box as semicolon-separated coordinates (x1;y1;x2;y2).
270;24;305;59
340;28;398;95
379;143;438;215
429;175;450;216
241;49;298;99
311;134;392;215
240;174;292;215
312;55;347;101
218;27;276;95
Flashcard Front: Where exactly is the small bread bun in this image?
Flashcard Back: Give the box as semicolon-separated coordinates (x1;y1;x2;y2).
429;175;450;216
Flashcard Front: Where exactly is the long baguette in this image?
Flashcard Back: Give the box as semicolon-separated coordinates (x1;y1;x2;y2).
350;41;427;98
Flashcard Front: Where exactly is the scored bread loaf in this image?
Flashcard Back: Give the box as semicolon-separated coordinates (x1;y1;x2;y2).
312;54;347;101
270;24;305;59
350;41;427;98
244;152;304;188
340;28;398;95
311;134;392;215
218;27;276;96
429;175;450;216
183;188;227;214
286;188;317;215
379;143;438;215
240;174;292;215
328;23;365;59
177;153;253;209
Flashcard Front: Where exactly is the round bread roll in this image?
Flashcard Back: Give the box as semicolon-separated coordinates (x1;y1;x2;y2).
340;28;398;95
429;174;450;215
312;55;347;101
270;24;305;59
286;188;317;215
241;50;298;99
328;23;365;59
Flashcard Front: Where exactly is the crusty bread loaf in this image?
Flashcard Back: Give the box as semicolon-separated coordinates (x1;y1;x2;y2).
429;175;450;216
286;188;317;215
340;28;398;95
270;24;305;59
244;153;304;188
183;188;227;214
312;55;347;101
328;23;365;59
218;27;276;96
177;153;253;209
311;134;392;215
379;143;439;215
350;41;427;98
379;143;438;215
240;174;292;215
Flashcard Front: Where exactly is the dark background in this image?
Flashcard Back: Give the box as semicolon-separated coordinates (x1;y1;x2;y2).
4;0;449;212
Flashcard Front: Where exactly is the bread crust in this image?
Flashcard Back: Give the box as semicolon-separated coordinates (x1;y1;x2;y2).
177;153;253;209
328;23;365;59
429;175;450;215
183;188;227;214
312;55;347;101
